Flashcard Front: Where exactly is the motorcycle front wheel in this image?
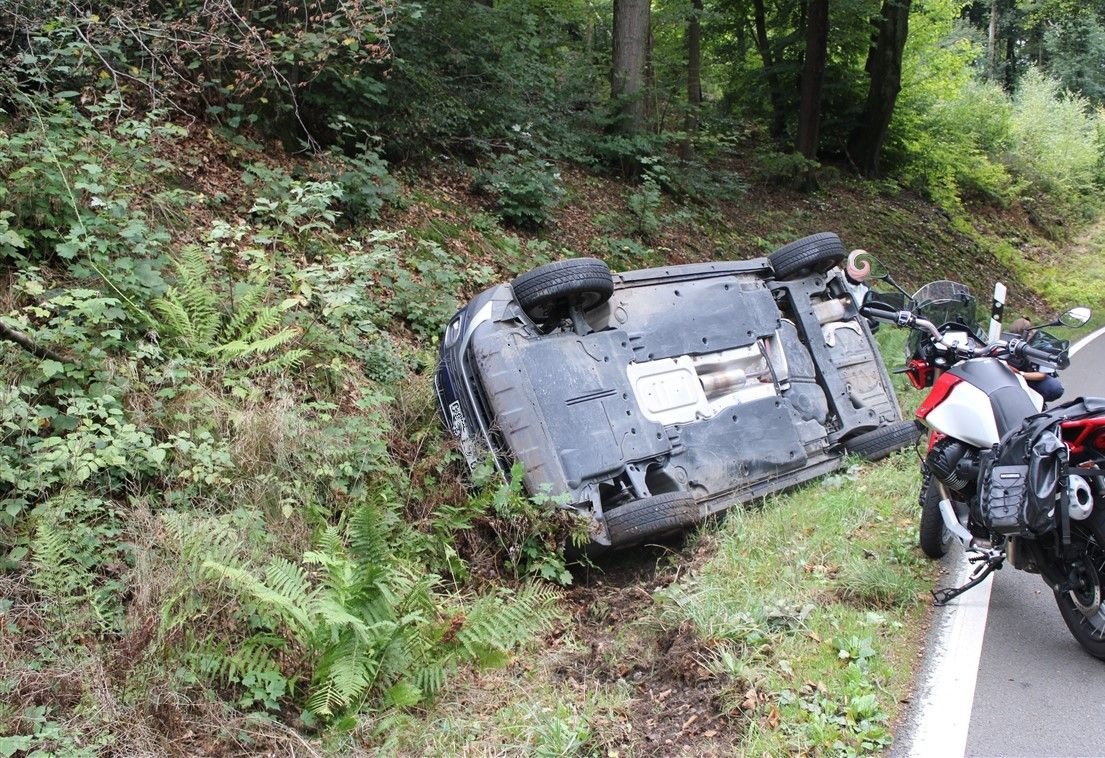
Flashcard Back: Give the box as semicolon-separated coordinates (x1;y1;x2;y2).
919;473;952;559
1054;506;1105;660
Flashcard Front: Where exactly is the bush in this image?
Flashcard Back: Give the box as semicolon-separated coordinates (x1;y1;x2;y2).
473;152;564;229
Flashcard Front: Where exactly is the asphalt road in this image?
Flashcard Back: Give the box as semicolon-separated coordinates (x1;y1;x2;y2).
895;325;1105;758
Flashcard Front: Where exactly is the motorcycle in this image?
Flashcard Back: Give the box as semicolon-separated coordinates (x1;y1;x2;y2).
848;253;1105;659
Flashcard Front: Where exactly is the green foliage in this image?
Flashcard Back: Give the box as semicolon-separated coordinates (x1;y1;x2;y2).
626;174;664;243
329;142;400;224
473;463;587;586
1044;16;1105;105
152;245;310;376
0;98;186;298
3;0;396;146
473;151;565;230
29;493;128;633
751;150;821;186
892;2;1104;215
1008;69;1104;216
162;503;560;720
369;0;603;159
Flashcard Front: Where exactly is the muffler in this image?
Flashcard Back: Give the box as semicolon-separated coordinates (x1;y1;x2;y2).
1068;475;1094;521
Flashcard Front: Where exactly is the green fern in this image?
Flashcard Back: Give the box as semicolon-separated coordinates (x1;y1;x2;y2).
163;502;561;721
150;250;309;374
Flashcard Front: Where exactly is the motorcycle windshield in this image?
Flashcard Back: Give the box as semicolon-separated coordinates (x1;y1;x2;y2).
911;280;981;333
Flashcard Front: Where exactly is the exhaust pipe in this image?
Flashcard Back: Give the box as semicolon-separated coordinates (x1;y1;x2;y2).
1068;475;1094;521
939;497;974;546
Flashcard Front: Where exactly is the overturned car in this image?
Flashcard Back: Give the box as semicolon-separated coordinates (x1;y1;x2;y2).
434;233;917;548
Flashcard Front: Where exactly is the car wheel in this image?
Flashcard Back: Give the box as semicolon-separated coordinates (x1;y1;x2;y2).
844;420;921;462
511;258;614;323
605;492;700;547
769;232;846;280
918;472;952;559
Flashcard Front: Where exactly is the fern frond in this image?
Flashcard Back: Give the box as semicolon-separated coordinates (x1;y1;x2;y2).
238;305;282;343
175;246;220;344
410;662;447;699
383;680;423;708
223;633;285;682
203;560;313;641
349;502;392;567
452;583;559;661
244;348;310;376
222;281;269;342
161;511;247;573
309;639;377;717
30;516;75;601
152;289;202;345
213;326;298;364
265;556;311;608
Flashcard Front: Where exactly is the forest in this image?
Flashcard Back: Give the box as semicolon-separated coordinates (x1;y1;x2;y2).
1;0;1104;754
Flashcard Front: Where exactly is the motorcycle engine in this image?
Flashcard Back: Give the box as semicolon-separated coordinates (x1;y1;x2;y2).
926;437;979;493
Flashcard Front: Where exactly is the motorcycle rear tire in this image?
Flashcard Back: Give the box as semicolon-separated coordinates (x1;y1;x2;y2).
918;474;951;559
1053;506;1105;660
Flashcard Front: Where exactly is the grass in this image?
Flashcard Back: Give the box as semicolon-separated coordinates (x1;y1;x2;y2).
655;454;932;755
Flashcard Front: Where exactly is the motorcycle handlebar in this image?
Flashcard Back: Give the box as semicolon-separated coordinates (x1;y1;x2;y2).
860;301;1072;368
1009;338;1071;371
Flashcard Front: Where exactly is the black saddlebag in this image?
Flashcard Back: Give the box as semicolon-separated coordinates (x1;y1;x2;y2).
979;397;1105;536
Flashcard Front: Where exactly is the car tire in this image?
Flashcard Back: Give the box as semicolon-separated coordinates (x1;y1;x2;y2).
844;420;921;461
918;472;951;559
511;258;614;323
605;491;700;547
769;232;846;280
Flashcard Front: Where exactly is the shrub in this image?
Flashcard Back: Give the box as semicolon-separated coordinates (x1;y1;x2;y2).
473;152;564;230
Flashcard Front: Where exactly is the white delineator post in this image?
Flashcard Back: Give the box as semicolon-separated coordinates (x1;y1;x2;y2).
988;282;1007;343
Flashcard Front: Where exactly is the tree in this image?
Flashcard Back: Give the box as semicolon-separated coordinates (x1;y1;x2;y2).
751;0;789;139
682;0;704;157
795;0;828;163
612;0;652;133
849;0;912;176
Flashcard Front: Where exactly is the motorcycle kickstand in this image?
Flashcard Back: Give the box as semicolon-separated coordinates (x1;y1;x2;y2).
931;548;1005;606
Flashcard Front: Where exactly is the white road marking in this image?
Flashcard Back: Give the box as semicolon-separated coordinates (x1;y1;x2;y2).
1069;325;1105;357
906;556;993;758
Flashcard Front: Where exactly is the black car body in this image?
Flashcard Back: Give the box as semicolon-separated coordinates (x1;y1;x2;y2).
434;233;912;547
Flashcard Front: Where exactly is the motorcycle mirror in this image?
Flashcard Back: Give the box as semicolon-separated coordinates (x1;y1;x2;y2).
1061;306;1091;327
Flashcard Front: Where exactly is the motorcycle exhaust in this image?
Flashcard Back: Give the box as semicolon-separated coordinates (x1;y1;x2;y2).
1068;475;1094;521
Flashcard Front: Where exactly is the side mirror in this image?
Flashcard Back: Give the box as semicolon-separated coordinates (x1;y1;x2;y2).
1061;306;1091;327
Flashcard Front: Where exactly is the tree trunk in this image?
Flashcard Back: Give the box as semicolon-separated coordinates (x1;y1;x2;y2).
752;0;787;140
612;0;651;133
987;0;1000;79
795;0;828;162
1004;10;1017;90
681;0;703;159
849;0;912;177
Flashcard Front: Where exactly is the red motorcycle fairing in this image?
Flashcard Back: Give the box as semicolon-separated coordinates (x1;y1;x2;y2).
916;372;962;421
